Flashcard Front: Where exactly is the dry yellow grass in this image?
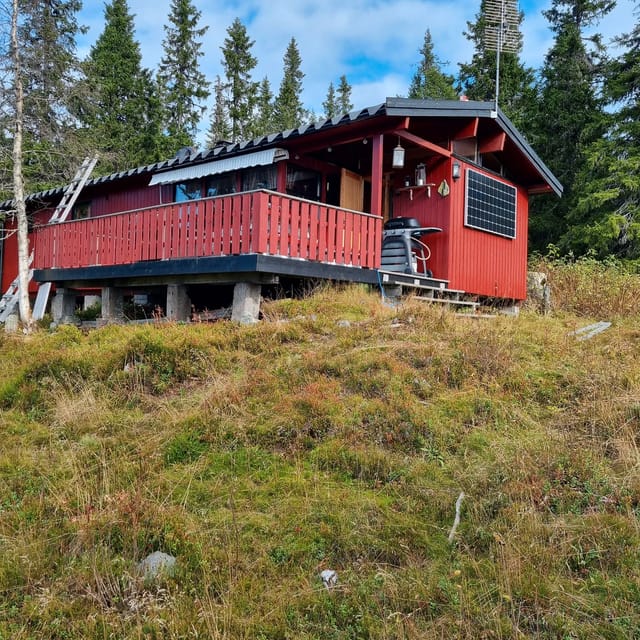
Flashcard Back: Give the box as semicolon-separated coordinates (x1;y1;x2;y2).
0;271;639;638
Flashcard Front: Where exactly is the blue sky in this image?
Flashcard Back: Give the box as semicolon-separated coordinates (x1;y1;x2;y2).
77;0;636;135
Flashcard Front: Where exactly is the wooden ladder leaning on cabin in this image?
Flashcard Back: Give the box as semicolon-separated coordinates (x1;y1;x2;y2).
0;155;98;324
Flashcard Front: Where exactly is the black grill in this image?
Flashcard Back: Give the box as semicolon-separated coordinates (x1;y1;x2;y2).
381;217;441;276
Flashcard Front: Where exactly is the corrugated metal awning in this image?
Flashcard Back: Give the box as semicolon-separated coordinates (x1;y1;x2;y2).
148;148;289;186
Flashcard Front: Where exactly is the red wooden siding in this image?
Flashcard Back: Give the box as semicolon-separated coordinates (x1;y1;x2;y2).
392;159;529;299
1;218;18;292
32;190;382;271
447;162;528;300
88;184;163;217
392;160;452;281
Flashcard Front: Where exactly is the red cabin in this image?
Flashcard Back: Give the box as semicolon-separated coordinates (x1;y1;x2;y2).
0;98;561;323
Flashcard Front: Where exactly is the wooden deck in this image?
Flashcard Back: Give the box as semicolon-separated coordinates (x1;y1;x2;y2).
32;190;383;274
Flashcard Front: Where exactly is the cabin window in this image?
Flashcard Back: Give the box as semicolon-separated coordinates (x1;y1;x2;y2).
205;173;236;197
241;165;277;191
73;201;91;220
286;166;321;201
453;138;478;163
175;180;202;202
464;169;517;239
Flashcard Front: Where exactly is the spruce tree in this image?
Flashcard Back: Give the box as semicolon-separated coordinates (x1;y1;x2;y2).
337;75;354;113
274;38;306;131
323;81;338;118
158;0;210;153
562;13;640;258
206;76;232;147
408;30;457;100
457;0;535;129
254;77;275;136
79;0;166;171
527;0;614;253
1;0;86;192
220;18;258;142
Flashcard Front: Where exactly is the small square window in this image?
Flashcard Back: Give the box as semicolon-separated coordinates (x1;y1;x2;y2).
73;202;91;220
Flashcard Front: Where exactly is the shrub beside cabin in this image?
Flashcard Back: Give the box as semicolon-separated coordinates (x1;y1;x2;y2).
0;98;561;323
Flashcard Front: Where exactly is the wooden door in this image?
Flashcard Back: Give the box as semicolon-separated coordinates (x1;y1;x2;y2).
339;168;364;211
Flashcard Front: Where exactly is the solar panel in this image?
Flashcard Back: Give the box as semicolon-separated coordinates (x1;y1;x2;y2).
465;168;517;238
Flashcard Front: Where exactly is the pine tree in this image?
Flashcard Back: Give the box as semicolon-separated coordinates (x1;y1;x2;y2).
206;76;232;147
337;75;354;113
408;30;457;100
323;81;338;118
527;0;614;253
158;0;210;153
274;38;306;131
220;18;258;142
457;0;535;129
79;0;166;171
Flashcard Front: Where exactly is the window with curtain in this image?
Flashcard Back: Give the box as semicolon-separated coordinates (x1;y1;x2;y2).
241;165;277;191
206;173;236;197
286;165;321;201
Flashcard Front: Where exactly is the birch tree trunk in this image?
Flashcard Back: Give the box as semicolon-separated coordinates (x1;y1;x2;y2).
10;0;33;331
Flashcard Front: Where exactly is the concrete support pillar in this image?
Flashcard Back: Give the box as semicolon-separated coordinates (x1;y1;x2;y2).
101;287;124;322
384;284;403;299
166;284;191;322
231;282;261;324
51;288;77;325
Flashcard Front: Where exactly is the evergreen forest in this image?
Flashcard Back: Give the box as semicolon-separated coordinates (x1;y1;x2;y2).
1;0;640;261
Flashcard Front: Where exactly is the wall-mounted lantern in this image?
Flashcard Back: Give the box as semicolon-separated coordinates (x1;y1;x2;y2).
452;161;461;180
392;137;405;169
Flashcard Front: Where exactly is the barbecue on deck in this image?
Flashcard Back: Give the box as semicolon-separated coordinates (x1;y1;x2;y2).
0;98;561;323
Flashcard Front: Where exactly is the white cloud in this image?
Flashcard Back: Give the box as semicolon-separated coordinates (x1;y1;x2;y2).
79;0;636;128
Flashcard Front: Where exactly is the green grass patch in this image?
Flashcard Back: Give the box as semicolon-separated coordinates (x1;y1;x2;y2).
0;276;639;638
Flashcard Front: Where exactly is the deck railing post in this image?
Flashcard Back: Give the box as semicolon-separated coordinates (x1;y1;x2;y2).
251;191;269;254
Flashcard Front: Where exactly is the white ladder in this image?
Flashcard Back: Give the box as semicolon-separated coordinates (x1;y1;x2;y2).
48;154;99;224
0;154;98;322
0;254;33;322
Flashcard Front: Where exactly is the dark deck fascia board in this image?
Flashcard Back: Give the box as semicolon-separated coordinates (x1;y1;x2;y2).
34;255;380;288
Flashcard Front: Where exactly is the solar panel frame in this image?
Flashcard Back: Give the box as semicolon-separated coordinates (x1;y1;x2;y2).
464;168;517;239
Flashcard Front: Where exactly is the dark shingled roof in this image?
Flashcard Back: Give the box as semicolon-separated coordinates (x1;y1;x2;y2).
1;98;561;209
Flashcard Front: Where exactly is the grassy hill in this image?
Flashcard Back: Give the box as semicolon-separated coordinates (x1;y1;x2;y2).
1;258;639;639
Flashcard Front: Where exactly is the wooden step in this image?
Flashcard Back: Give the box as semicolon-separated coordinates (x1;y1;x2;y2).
412;295;479;309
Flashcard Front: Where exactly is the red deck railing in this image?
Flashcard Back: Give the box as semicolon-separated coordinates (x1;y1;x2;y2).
32;190;382;271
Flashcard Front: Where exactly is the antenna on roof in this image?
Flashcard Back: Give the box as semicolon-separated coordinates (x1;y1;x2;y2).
175;147;194;162
483;0;519;113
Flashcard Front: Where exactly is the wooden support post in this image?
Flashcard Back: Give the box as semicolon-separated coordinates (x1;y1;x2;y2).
370;133;384;218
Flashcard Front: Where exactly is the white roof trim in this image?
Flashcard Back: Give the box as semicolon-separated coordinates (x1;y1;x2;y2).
149;148;289;186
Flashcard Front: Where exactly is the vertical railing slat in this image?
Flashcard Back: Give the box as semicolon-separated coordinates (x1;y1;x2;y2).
31;192;383;273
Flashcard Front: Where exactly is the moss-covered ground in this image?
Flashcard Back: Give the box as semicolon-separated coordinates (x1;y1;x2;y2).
1;259;639;638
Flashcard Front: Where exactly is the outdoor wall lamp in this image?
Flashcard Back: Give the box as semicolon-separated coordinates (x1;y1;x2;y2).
452;161;461;180
392;137;405;169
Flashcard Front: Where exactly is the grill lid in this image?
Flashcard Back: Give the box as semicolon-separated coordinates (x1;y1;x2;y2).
383;217;421;230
